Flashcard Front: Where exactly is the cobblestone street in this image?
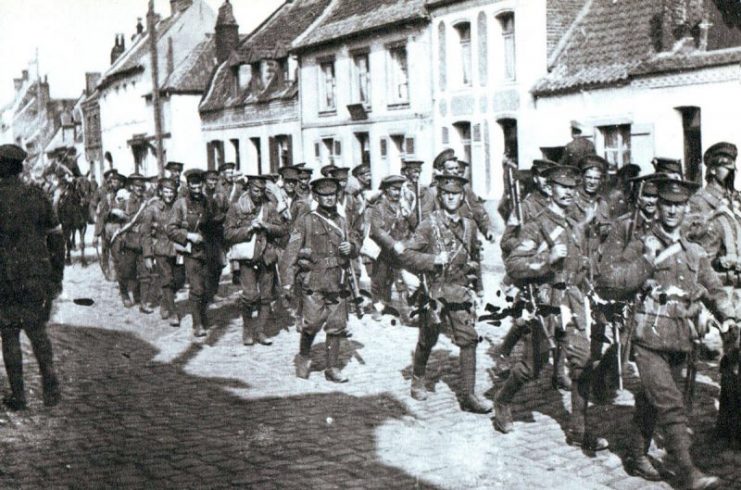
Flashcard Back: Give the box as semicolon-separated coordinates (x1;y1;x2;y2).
0;243;740;489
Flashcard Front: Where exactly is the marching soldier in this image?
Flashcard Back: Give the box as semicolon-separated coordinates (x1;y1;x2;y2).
0;144;64;409
216;162;242;204
652;157;684;180
280;177;362;383
367;175;418;316
559;132;596;168
402;174;492;414
599;178;735;488
115;173;157;312
295;165;313;198
225;176;288;346
204;170;228;301
603;174;661;255
606;163;641;219
141;178;185;326
351;162;372;196
92;169;126;279
279;165;310;227
167;169;224;338
494;165;609;451
401;159;436;224
165;161;187;198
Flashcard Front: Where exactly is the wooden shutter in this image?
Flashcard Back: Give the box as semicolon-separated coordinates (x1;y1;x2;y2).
286;135;293;166
268;137;278;175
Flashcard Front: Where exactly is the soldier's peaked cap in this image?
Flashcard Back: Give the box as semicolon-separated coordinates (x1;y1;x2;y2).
704;142;737;167
184;169;205;182
433;148;456;170
218;162;236;172
311;177;340;195
379;175;406;190
578;154;608;173
434;174;468;193
0;144;26;176
629;173;662;196
352;162;371;176
165;161;185;171
158;177;177;190
402;160;424;171
320;164;338;177
617;163;641;179
297;166;313;177
204;170;219;178
245;175;269;187
278;166;300;180
127;172;147;183
103;168;119;179
543;165;580;187
329;167;350;179
531;159;558;175
652;157;683;174
656;178;699;203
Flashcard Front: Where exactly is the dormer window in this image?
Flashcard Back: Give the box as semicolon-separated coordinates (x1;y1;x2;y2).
278;57;290;82
235;64;251;95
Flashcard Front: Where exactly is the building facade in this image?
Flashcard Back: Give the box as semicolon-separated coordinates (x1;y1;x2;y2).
293;0;434;188
97;0;216;176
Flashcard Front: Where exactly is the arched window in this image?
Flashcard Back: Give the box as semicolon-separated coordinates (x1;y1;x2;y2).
497;12;516;81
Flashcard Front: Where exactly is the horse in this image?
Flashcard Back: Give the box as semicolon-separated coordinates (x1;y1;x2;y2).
56;175;94;266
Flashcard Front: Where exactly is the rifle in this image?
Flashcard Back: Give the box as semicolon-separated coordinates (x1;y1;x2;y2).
684;340;699;412
506;166;556;352
110;197;158;244
341;219;366;319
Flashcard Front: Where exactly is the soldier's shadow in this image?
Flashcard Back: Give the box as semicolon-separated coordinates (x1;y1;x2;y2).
399;349;469;406
306;337;365;374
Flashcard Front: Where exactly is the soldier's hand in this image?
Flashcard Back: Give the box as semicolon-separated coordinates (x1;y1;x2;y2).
339;241;352;256
393;242;406;255
434;251;449;265
548;244;567;264
484;230;495;242
720;319;736;334
144;257;154;272
642;236;661;261
187;232;204;244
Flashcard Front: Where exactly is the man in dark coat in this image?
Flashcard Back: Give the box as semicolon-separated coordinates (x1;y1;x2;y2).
0;144;65;409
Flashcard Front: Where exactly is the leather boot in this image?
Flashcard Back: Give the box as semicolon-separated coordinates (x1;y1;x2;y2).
493;375;522;433
254;306;272;346
411;376;428;401
665;424;719;489
325;335;348;383
551;345;572;391
625;423;661;481
241;307;255;346
164;289;180;327
2;333;26;410
566;381;609;451
138;279;154;313
296;355;312;379
160;292;171;320
191;299;206;337
130;280;141;304
200;301;209;330
120;286;133;308
459;346;493;414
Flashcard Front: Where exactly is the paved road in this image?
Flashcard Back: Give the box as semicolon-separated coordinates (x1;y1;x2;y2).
0;244;739;488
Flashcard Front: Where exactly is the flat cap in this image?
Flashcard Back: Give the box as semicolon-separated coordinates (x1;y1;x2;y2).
311;177;340;195
184;169;205;183
433;149;456;170
103;168;119;179
704;142;737;167
165;161;185;171
294;162;307;168
0;144;27;163
652;157;683;176
617;163;641;179
158;177;178;191
434;174;468;193
218;162;236;172
204;170;219;179
629;173;662;196
544;165;580;187
531;159;558;175
298;167;313;178
379;175;406;190
245;175;269;188
352;163;371;177
656;178;699;203
402;160;424;172
278;166;300;181
320;164;338;177
329;167;349;179
578;154;608;173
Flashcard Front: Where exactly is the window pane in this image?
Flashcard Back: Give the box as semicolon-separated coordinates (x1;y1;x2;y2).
389;46;409;104
320;61;335;110
457;23;472;86
354;54;370;105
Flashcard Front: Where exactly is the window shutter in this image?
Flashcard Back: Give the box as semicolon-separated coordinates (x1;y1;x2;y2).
334;139;342;156
473;124;481;142
630;124;654;172
286;135;293;166
438;21;447;92
380;138;387;158
442;127;449;145
268;137;278;174
405;137;415;156
314;142;321;159
478;12;488;86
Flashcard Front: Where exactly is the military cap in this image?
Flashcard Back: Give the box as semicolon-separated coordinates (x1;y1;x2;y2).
379;175;406;190
433;149;456;170
617;163;641;179
434;174;468;193
655;178;699;203
543;165;580;187
218;162;236;172
127;172;147;183
311;177;340;195
204;170;219;179
578;154;608;173
703;142;737;167
278;166;300;181
651;157;683;176
298;167;313;178
352;162;371;177
268;174;281;183
294;162;307;168
158;177;177;191
456;160;470;168
320;164;338;177
559;136;596;167
402;160;424;172
531;159;558;176
109;171;126;182
103;168;119;180
165;161;185;172
245;175;269;188
329;167;349;179
184;169;205;183
629;173;662;196
0;144;27;176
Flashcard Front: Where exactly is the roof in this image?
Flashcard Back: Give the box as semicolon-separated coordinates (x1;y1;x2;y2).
293;0;429;51
237;0;333;64
533;0;741;96
161;36;217;94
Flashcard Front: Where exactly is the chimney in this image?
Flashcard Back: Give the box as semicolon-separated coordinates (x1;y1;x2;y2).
656;0;707;52
170;0;193;16
136;18;144;35
215;0;239;64
22;70;29;80
110;34;125;64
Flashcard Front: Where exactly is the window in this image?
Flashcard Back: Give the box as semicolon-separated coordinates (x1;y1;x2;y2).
442;127;450;145
380;138;388;159
269;135;292;173
455;22;472;86
321;137;340;164
498;118;518;162
498;13;516;81
318;60;336;113
207;140;225;171
355;132;370;165
250;137;262;174
236;64;251;92
599;124;631;171
352;52;371;107
230;138;241;171
453;122;472;165
387;45;409;106
278;57;290;82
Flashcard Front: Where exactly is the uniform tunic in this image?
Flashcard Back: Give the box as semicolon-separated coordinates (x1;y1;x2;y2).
141;199;184;292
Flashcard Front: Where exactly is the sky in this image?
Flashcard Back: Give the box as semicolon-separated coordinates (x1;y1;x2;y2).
0;0;284;105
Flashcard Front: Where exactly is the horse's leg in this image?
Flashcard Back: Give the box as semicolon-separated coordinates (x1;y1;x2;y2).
64;229;72;265
80;225;88;267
